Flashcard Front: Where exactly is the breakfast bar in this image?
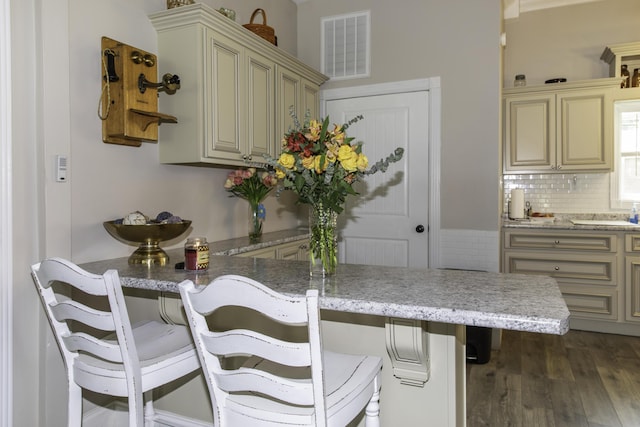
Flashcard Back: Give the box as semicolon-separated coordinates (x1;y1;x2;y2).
81;249;570;426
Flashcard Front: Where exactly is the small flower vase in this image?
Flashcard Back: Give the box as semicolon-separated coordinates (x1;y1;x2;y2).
249;201;264;243
309;204;338;277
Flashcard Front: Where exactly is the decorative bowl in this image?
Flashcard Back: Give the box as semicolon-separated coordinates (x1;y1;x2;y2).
103;220;192;266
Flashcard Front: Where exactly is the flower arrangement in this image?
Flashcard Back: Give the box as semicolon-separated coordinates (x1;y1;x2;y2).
224;168;278;241
264;109;404;275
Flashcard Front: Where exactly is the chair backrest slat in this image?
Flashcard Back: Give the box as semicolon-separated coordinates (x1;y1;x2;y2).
50;300;116;332
215;368;315;405
61;333;124;363
201;330;312;367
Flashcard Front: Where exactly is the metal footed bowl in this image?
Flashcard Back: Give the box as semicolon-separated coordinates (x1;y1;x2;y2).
103;220;192;266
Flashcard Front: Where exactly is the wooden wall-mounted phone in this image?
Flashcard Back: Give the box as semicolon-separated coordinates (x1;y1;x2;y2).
100;37;178;147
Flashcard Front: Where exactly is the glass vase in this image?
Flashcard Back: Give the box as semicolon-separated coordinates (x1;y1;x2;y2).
309;204;338;277
249;201;264;243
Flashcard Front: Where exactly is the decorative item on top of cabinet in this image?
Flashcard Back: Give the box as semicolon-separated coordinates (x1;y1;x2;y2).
503;78;619;173
601;42;640;90
149;4;328;168
243;9;277;45
99;37;179;147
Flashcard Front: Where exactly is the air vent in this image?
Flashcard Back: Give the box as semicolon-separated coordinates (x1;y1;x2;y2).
321;11;370;80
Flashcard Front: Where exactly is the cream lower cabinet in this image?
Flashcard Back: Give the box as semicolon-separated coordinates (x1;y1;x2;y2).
235;240;309;261
625;234;640;323
150;4;327;167
503;228;640;335
503;78;619;173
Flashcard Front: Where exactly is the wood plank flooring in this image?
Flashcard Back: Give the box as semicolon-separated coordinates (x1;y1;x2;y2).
466;329;640;427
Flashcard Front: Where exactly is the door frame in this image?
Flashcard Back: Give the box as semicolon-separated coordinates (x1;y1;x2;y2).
320;78;441;268
0;0;12;423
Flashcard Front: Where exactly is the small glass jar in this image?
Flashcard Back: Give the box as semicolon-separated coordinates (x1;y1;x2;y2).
633;68;640;88
621;64;631;88
185;237;209;271
514;74;526;87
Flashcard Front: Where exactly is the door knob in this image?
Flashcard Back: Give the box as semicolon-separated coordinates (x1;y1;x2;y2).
416;225;425;233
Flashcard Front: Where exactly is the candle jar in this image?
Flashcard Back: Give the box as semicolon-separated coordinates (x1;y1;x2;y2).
185;237;209;271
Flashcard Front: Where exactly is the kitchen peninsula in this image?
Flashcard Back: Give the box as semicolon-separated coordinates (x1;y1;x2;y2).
81;248;569;426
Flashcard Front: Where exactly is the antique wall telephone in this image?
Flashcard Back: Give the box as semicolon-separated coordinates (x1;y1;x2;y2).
98;37;180;147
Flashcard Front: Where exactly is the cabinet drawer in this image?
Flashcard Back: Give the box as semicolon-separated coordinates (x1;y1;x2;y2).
504;231;616;252
504;251;617;285
625;234;640;252
559;284;617;320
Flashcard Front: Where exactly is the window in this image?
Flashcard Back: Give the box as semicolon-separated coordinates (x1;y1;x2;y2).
612;100;640;208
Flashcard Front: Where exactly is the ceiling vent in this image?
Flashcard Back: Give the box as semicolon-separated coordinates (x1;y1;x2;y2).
321;11;370;80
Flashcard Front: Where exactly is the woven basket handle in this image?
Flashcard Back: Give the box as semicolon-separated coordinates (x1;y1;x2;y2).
249;8;267;25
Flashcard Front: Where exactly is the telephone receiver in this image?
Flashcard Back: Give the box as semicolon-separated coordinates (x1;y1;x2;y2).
103;50;119;82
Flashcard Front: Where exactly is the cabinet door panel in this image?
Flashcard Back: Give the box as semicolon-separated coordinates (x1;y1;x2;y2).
504;95;554;171
626;256;640;322
559;284;617;319
247;50;274;159
558;90;610;170
505;231;616;252
504;252;617;285
208;31;243;160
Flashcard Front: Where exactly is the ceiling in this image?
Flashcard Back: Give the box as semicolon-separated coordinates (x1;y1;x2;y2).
504;0;606;19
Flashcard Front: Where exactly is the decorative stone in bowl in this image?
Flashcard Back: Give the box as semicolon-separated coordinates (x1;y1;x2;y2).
103;220;191;266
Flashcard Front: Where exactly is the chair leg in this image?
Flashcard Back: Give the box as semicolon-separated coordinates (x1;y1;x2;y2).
364;384;381;427
67;382;83;427
144;390;155;422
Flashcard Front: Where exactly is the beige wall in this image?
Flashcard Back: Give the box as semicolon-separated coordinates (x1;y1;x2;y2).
504;0;640;87
296;0;502;231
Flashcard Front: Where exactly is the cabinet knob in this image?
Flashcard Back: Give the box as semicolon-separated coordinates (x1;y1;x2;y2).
242;154;253;161
554;240;560;244
554;266;560;271
416;224;425;233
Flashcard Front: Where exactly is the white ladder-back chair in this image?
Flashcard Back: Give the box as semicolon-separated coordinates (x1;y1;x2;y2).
31;257;200;426
179;274;383;427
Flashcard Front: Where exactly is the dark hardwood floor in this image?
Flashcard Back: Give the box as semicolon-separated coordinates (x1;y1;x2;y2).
466;329;640;427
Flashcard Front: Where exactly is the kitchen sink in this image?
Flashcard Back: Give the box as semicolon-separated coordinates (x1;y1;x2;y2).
570;219;640;226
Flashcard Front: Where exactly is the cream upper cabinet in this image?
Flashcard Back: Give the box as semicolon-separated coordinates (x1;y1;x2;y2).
503;78;619;173
150;4;327;167
276;66;321;155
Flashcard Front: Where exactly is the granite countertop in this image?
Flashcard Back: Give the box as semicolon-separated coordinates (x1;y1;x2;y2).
502;213;640;231
80;248;570;336
207;228;308;256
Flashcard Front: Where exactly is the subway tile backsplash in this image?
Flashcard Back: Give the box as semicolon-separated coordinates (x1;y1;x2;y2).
503;173;614;214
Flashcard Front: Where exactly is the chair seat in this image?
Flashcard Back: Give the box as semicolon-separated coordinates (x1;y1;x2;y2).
225;351;382;426
74;320;199;396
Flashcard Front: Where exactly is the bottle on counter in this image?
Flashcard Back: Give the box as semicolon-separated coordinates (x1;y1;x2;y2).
621;64;631;88
185;237;209;270
633;69;640;88
631;203;639;224
514;74;526;87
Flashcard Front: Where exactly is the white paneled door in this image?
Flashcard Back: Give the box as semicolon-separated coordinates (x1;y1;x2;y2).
326;90;429;268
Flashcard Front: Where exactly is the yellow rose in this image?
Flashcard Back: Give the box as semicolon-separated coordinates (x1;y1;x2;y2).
341;153;358;172
278;152;296;170
302;156;315;170
275;168;286;179
337;145;355;162
356;153;368;172
314;155;329;173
